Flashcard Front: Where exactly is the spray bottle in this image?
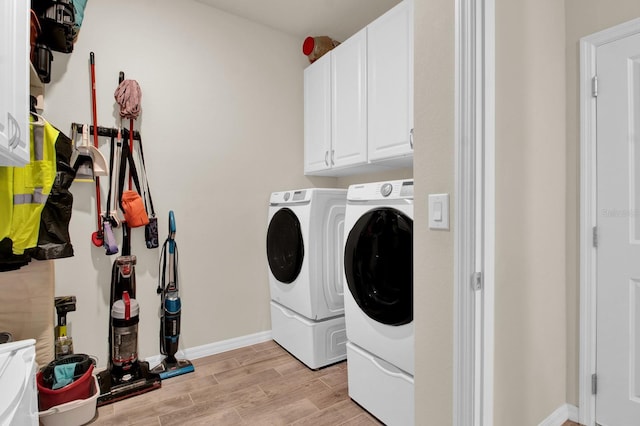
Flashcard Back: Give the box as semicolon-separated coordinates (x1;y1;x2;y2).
54;296;76;358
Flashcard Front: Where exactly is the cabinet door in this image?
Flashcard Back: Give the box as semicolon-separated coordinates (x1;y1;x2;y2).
0;0;30;166
331;28;368;169
367;0;414;162
304;53;332;174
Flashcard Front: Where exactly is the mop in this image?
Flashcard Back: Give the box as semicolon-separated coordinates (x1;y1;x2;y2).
150;211;195;379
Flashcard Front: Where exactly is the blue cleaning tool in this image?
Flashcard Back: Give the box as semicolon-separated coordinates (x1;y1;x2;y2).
150;211;194;380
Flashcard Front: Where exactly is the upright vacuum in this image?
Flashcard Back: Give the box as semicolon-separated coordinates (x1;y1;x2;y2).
97;225;161;406
150;211;194;379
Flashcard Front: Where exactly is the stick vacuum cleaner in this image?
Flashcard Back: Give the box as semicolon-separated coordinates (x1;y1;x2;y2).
97;225;161;406
150;211;194;379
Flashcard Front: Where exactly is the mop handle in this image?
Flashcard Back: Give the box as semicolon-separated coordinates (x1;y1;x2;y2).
90;52;103;235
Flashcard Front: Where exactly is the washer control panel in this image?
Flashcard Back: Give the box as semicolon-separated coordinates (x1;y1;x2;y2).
347;179;414;201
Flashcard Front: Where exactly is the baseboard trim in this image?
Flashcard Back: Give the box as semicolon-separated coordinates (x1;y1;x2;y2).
538;403;580;426
146;330;273;368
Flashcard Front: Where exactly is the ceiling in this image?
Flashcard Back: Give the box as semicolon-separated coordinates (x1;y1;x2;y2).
194;0;401;43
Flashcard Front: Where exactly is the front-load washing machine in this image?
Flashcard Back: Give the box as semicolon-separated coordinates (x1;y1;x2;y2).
343;179;414;426
266;188;347;369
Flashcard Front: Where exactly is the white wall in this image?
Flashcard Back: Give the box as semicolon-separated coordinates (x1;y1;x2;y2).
45;0;338;365
412;0;573;423
413;0;455;423
494;0;567;424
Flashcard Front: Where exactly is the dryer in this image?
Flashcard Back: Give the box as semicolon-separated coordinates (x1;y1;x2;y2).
343;179;414;426
266;188;348;369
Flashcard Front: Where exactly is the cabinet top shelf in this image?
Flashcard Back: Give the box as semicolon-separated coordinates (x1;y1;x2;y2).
29;63;44;110
29;63;43;90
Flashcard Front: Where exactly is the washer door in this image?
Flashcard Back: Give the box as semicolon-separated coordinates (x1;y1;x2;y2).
267;208;305;284
344;207;413;325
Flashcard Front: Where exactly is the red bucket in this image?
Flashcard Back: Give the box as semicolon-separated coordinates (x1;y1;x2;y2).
37;363;94;411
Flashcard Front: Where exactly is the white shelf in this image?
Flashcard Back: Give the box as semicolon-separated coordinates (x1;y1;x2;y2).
30;63;44;110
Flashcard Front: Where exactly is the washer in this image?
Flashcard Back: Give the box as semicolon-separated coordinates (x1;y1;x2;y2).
266;188;348;369
343;179;414;426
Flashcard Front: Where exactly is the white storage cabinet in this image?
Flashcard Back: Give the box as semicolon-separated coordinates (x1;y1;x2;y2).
0;0;30;166
367;0;414;164
303;0;414;176
303;29;368;175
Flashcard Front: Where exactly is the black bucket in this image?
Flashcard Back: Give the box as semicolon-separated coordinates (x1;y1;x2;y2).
0;332;13;344
40;353;95;389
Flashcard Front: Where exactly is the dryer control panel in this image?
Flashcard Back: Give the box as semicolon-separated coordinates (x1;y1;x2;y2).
270;190;309;205
270;188;348;206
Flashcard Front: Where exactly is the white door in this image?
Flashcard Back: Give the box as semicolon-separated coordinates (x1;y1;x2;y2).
596;31;640;426
0;0;29;166
303;53;332;174
367;0;414;162
331;28;368;169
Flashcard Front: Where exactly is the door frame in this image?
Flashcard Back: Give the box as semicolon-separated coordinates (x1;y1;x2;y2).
579;17;640;426
454;0;494;424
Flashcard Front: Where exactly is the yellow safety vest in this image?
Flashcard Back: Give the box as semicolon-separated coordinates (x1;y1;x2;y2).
0;120;58;254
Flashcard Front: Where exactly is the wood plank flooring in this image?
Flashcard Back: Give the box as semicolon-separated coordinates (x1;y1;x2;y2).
89;340;382;425
86;340;584;425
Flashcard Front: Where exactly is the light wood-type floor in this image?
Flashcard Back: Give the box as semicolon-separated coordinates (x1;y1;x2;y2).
89;340;382;425
88;339;584;425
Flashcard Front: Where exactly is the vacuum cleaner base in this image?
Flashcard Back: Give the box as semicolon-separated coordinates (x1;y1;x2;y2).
150;358;195;380
96;361;161;407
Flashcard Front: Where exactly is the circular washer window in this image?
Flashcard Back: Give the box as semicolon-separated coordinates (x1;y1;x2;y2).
266;208;304;284
344;207;413;325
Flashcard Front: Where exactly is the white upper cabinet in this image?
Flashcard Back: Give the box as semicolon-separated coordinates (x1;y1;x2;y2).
303;0;414;176
304;28;368;175
331;28;368;170
367;0;414;163
304;52;332;174
0;0;30;166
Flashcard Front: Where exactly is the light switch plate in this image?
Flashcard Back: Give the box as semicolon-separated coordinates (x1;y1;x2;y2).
428;193;449;230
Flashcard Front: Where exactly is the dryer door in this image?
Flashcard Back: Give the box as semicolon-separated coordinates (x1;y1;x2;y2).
344;207;413;325
267;208;305;284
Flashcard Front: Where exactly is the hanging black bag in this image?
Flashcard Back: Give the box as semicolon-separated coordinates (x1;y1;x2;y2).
135;136;158;248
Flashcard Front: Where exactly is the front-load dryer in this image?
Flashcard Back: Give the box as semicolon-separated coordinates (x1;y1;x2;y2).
343;179;414;426
266;188;348;369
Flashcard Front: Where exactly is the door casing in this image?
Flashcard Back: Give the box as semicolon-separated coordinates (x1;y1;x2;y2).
454;0;495;425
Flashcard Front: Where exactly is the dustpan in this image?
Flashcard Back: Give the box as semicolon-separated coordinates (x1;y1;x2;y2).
71;125;107;182
73;153;94;182
82;124;108;177
89;144;108;176
72;151;94;183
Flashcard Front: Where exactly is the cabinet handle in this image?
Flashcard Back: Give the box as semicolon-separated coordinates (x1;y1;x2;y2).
325;151;329;166
7;113;20;149
409;128;414;149
331;150;335;165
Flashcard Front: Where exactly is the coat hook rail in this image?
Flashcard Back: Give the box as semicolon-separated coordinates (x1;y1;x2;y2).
70;122;141;141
